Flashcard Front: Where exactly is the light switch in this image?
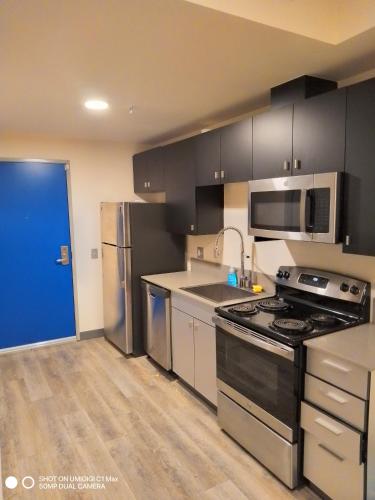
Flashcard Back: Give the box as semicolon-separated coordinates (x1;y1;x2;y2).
197;246;204;259
91;248;98;259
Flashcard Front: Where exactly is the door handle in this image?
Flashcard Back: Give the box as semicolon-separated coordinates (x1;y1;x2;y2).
322;359;351;373
299;189;307;233
283;160;290;171
314;417;343;435
56;245;70;265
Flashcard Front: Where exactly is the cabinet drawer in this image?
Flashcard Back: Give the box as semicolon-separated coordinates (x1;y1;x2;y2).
305;374;366;431
307;349;369;399
301;402;364;464
304;432;364;500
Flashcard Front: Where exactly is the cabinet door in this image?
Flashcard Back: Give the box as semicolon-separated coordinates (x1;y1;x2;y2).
133;152;149;193
165;139;196;234
171;308;195;386
194;319;217;405
344;78;375;256
195;130;221;186
148;147;165;193
253;105;293;179
220;118;252;183
293;89;346;174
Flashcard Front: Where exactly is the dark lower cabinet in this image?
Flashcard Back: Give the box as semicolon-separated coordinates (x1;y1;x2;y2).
292;88;346;174
195;129;221;186
343;78;375;256
133;147;165;193
253;105;293;179
220;118;252;182
164;138;223;235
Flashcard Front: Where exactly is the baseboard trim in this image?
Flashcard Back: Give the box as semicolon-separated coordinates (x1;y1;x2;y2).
0;336;76;355
80;328;104;340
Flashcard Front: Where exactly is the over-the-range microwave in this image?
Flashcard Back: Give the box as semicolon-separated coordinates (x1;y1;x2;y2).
248;172;342;243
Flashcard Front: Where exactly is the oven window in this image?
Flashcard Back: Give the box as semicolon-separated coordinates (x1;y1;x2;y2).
216;329;298;429
251;190;301;231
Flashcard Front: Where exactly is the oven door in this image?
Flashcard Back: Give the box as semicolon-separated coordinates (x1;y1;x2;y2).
214;316;299;442
248;174;313;241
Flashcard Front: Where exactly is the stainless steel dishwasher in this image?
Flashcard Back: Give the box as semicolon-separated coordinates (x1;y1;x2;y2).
142;281;172;370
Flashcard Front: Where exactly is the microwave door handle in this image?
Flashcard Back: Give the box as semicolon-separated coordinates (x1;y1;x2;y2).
300;189;307;233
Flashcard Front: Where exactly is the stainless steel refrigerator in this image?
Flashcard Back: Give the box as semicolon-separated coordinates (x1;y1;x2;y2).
100;202;185;355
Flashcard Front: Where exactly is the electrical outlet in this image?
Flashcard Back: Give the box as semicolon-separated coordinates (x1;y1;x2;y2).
197;246;204;259
91;248;99;259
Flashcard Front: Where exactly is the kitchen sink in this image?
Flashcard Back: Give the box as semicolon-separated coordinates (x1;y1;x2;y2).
181;283;256;303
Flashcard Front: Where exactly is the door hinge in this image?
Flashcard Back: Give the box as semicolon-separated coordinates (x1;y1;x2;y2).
345;235;350;246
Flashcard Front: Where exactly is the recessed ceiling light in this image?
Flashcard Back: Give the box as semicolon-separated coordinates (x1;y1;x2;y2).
84;99;109;110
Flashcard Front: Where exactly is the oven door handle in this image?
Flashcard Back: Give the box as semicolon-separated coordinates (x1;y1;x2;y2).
213;316;295;361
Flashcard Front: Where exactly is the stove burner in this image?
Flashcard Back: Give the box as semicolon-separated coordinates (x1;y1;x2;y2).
310;313;338;325
257;298;290;312
230;303;258;316
272;318;312;334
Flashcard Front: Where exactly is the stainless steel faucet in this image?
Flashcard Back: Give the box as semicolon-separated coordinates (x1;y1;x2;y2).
214;226;246;287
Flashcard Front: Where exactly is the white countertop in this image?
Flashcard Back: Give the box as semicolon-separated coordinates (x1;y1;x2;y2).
141;270;273;307
304;322;375;371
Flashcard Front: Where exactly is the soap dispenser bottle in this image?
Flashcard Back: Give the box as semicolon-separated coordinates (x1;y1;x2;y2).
227;267;238;287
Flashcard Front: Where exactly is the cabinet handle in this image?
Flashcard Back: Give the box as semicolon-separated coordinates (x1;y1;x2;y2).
188;320;194;328
345;235;351;246
322;358;351;374
214;171;219;180
314;417;343;435
318;444;344;462
144;181;147;188
293;159;301;170
148;181;151;188
283;160;290;171
190;224;195;232
220;170;225;179
321;389;348;404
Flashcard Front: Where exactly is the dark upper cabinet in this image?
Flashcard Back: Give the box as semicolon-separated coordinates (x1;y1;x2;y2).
253;105;293;179
343;78;375;257
292;88;346;174
164;138;223;235
195;129;221;186
133;147;165;193
133;152;149;193
220;118;253;182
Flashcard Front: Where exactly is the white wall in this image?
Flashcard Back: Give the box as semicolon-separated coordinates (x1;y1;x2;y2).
0;134;141;333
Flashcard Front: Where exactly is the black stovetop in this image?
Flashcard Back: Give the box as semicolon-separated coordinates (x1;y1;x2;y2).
215;294;363;347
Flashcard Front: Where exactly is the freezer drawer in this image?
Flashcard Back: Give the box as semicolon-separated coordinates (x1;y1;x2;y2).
142;281;171;370
102;244;132;353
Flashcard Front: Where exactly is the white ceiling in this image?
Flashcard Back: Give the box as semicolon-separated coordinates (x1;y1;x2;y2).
1;0;375;145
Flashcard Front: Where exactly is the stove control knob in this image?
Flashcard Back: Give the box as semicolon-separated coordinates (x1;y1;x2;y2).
276;270;284;279
350;285;360;295
283;271;290;279
340;282;349;292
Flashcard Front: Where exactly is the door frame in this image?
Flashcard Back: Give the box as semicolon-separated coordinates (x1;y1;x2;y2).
0;157;80;342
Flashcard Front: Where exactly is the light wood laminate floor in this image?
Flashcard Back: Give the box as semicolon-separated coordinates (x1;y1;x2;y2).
0;338;320;499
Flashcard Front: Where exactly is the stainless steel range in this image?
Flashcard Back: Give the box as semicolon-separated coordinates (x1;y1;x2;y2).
214;266;370;489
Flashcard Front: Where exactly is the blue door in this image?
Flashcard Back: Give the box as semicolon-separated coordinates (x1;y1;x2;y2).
0;161;76;349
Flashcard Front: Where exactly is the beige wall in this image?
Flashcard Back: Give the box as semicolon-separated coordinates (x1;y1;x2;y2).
0;134;141;334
